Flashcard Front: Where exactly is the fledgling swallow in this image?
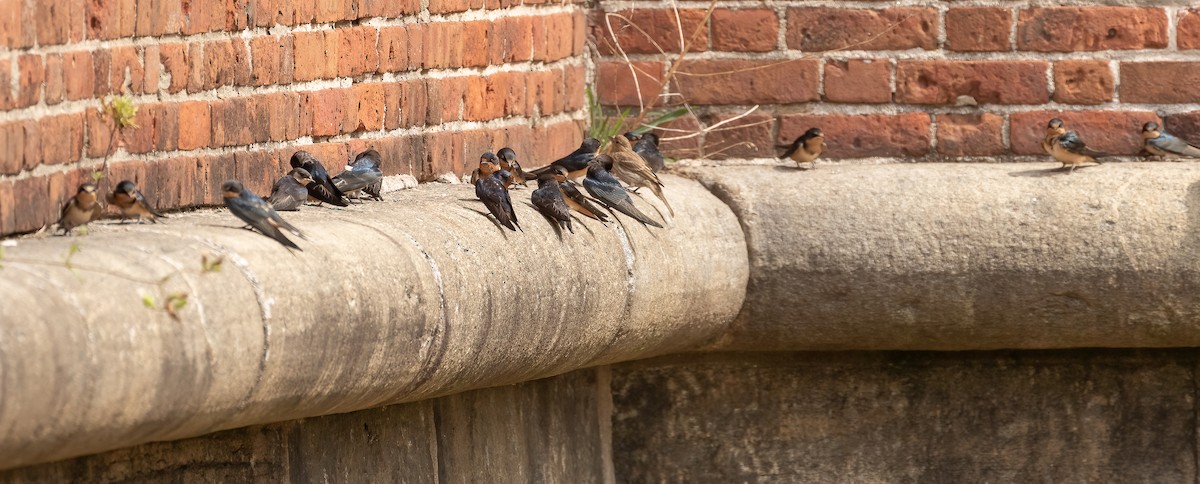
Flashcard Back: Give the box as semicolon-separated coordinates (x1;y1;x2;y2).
555;167;610;224
529;137;602;180
333;149;384;201
269;168;315;211
475;169;520;231
1042;118;1066;155
1052;131;1106;172
531;172;573;234
625;132;666;173
609;135;673;217
222;179;305;250
290;150;350;207
778;127;824;169
469;152;500;185
498;147;536;187
57;182;104;234
583;155;663;228
106;180;164;223
1141;121;1200;159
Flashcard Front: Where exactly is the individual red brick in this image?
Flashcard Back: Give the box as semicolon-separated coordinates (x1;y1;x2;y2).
159;43;189;94
253;0;276;27
543;14;576;61
895;60;1048;105
178;101;212;150
779;113;931;158
824;59;891;103
353;84;385;132
182;0;222;35
142;44;161;94
423;131;464;179
60;51;94;101
37;0;83;45
786;7;937;51
404;24;426;70
428;0;482;15
19;121;39;171
338;26;380;77
13;176;51;232
292;31;329;81
1163;111;1200;148
251;35;284;86
124;103;179;154
465;76;503;122
1010;110;1157;156
378;26;411;74
563;65;585;112
701;113;774;159
233;150;277;196
0;123;24;176
596;61;664;107
0;180;15;235
676;59;820;105
460;21;491;68
135;0;181;36
1017;7;1167;52
0;0;22;48
385;79;427;129
17;55;44;108
211;98;259;147
309;89;348;137
595;9;709;55
1121;62;1200;104
85;108;114;158
86;0;129;40
946;7;1012;52
421;23;460;69
488;17;530;65
0;59;10;110
107;46;145;94
145;155;200;210
1053;60;1112;105
525;70;561;116
711;9;778;52
572;9;587;57
936;113;1004;157
426;77;467;124
265;92;301;141
40;114;84;166
43;55;65;105
340;88;360;135
1181;9;1200;50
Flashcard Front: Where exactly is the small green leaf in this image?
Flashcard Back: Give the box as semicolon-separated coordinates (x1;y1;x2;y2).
91;171;106;182
142;294;156;309
104;96;140;129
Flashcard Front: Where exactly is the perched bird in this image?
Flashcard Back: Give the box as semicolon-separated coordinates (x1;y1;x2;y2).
333;149;384;201
778;127;824;169
531;172;573;234
556;167;610;224
1141;121;1200;159
290;151;349;207
529;137;602;179
626;132;665;173
583;155;663;228
222;180;305;250
1042;118;1066;155
1051;131;1106;172
475;169;520;231
469;152;500;185
106;180;164;223
498;147;536;187
57;182;104;234
609;135;673;217
269;168;315;211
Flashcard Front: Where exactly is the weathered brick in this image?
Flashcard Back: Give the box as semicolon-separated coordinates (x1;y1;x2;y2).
711;9;778;52
87;0;133;40
159;43;189;94
1010;110;1156;156
40;114;84;166
1018;7;1167;52
251;35;284;86
543;14;576;62
17;55;44;109
824;59;891;104
563;65;585;112
786;7;937;51
896;60;1048;105
292;31;330;81
676;59;820;105
461;21;491;68
0;123;24;176
124;103;179;154
10;176;47;233
143;44;161;94
234;150;277;196
135;0;181;36
265;92;302;142
178;101;212;151
701;113;774;159
378;26;411;74
779;113;931;159
61;51;94;101
465;76;503;122
428;0;482;15
946;7;1012;52
1163;111;1200;148
354;84;385;132
182;0;223;35
1181;9;1200;50
44;55;65;106
19;121;40;172
290;0;317;25
309;89;348;137
0;0;22;48
338;26;380;77
488;17;532;65
189;41;249;92
423;131;464;179
1053;60;1112;105
1121;62;1200;104
0;180;15;235
108;46;144;94
428;77;467;124
397;79;428;128
595;9;709;55
85;108;115;158
211;98;262;147
421;23;460;69
596;61;664;107
0;58;10;110
37;0;83;45
936;113;1005;157
526;70;562;116
572;9;587;57
340;87;360;135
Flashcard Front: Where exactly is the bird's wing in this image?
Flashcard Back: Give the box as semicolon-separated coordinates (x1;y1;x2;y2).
532;187;571;223
1150;134;1200;157
333;170;381;192
134;189;164;217
478;181;517;230
583;178;662;228
269;180;305;211
1060;134;1106;157
306;181;349;206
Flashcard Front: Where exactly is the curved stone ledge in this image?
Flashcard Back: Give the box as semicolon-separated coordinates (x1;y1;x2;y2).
0;174;748;470
688;162;1200;351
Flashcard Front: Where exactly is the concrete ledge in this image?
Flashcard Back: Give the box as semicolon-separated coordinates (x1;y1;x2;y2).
689;162;1200;351
0;174;748;470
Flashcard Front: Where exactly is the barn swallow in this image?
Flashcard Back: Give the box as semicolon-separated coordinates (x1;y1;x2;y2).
531;173;573;234
1051;131;1106;172
625;132;666;173
1042;118;1066;155
57;182;104;234
269;168;314;211
475;169;520;231
290;150;349;207
778;127;824;169
469;152;500;185
583;155;663;228
1142;121;1200;159
333;149;384;201
498;147;536;187
609;135;673;217
222;179;305;250
106;180;164;223
555;167;610;224
529;137;601;180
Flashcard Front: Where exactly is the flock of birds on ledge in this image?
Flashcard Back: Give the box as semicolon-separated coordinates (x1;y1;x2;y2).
47;117;1200;251
52;132;671;251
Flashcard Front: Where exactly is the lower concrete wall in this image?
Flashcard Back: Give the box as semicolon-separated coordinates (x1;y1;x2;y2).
612;351;1199;483
0;369;612;483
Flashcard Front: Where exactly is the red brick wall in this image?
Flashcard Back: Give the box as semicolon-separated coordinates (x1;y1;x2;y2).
0;0;588;236
593;3;1200;161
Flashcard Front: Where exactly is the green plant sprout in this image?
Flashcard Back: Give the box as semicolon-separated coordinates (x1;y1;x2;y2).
586;87;688;150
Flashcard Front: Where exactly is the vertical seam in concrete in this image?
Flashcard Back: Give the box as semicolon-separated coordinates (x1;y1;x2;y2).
398;232;453;396
595;365;616;484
